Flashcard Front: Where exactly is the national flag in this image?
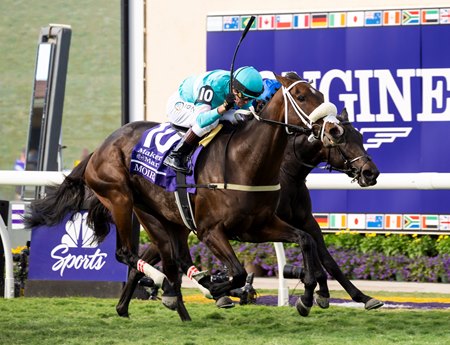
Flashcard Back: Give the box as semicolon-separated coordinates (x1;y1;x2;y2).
314;213;329;228
421;215;439;230
365;11;382;26
328;13;346;28
207;16;222;31
276;14;293;29
421;9;439;24
223;16;239;31
346;11;364;27
258;15;275;30
439;215;450;230
311;13;327;28
383;10;401;26
240;16;257;30
366;214;383;229
403;214;421;230
402;10;420;25
384;214;403;230
293;14;310;29
347;214;366;230
11;203;25;230
329;213;347;229
440;9;450;24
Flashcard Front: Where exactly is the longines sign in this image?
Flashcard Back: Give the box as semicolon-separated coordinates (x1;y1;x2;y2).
207;9;450;217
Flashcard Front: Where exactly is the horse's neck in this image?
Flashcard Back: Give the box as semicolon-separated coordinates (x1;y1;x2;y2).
282;137;324;181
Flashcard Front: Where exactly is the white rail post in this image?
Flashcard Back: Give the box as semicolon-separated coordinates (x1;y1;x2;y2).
0;216;15;298
273;242;289;306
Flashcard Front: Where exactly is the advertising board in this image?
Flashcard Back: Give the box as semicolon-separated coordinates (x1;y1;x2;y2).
206;9;450;233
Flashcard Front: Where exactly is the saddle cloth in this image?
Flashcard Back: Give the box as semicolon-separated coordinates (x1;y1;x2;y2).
129;122;222;193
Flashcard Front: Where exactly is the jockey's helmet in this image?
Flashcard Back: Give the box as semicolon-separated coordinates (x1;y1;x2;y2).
232;66;264;99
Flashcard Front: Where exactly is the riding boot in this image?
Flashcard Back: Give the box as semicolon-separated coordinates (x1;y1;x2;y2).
163;128;201;174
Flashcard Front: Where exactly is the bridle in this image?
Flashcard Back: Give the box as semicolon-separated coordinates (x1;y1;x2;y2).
250;79;341;142
292;122;372;182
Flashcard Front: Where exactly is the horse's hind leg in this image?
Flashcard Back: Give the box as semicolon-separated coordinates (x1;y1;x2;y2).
116;243;161;317
134;209;191;321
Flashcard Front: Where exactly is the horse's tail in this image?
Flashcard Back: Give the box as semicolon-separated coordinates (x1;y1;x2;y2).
24;154;92;228
85;195;113;243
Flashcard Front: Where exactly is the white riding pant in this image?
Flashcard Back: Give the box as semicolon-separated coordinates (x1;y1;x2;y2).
166;92;238;137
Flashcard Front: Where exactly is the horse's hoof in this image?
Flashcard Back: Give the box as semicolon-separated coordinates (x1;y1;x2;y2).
215;296;235;309
314;292;330;309
162;295;178;310
365;298;384;310
295;297;311;317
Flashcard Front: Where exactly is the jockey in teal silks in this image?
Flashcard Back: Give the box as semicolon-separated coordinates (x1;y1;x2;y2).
163;66;264;174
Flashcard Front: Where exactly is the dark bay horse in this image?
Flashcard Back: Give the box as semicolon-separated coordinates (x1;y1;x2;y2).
26;74;346;321
115;108;383;317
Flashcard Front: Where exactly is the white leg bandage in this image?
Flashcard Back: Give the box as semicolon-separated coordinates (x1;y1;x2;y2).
186;265;213;299
137;259;166;287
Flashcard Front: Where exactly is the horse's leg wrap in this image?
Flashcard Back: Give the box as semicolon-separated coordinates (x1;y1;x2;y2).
137;259;166;287
187;265;213;299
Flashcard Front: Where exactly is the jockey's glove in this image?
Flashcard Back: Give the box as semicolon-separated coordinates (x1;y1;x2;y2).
223;93;236;111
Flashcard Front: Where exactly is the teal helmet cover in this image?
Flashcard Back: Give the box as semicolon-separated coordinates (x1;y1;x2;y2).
232;66;264;98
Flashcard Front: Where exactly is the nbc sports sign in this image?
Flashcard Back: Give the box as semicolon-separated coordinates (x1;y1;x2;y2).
206;8;450;217
28;212;127;281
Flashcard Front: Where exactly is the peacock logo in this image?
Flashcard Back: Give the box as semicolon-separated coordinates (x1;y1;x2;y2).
50;212;108;277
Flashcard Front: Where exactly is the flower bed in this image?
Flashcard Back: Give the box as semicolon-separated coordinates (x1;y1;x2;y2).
187;233;450;283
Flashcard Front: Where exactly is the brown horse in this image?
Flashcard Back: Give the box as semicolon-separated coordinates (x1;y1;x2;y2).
115;107;383;317
25;74;346;321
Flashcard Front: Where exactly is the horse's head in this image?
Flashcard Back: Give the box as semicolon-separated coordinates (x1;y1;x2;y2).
297;108;379;187
269;73;345;144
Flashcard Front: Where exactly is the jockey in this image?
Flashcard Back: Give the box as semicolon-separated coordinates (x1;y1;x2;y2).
163;66;264;174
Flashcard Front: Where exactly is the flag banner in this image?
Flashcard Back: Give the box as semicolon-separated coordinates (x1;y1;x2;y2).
440;9;450;24
346;11;364;27
223;16;239;30
404;215;421;230
421;215;439;230
258;15;275;30
276;14;293;29
240;16;257;30
328;13;346;28
383;10;401;25
421;9;439;24
314;213;329;228
439;215;450;230
402;10;420;25
329;213;347;229
311;13;328;28
384;214;403;230
293;14;310;29
347;214;366;229
207;16;222;31
366;214;384;229
365;11;382;26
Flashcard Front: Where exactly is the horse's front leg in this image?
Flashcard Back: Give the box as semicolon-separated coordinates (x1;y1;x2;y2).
302;215;383;310
251;216;326;317
200;226;247;307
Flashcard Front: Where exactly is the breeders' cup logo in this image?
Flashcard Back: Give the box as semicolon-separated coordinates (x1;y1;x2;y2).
51;212;107;277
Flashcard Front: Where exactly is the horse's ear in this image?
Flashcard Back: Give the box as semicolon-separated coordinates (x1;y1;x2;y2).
337;107;349;122
275;74;290;87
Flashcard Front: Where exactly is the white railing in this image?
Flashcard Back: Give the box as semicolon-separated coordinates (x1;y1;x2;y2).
1;170;449;303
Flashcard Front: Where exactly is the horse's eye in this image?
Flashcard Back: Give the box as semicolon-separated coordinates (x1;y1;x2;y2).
297;95;305;102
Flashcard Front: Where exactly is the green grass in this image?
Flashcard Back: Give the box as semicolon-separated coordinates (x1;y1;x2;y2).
0;0;121;200
0;291;449;345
